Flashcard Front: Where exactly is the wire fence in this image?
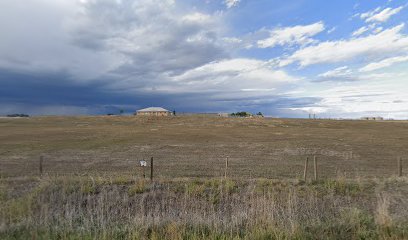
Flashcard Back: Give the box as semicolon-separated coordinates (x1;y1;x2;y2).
1;151;405;180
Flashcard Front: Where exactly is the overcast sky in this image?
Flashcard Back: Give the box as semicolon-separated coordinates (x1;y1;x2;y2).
1;0;407;118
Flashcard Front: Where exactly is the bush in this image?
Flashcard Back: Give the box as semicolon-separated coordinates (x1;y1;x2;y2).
128;180;147;196
230;112;252;117
6;114;29;118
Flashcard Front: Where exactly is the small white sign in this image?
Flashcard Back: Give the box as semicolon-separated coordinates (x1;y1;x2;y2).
140;160;147;167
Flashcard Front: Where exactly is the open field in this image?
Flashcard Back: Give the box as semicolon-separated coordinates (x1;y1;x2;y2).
1;116;407;179
1;116;408;239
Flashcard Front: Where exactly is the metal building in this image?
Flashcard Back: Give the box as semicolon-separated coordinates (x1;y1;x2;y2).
136;107;171;116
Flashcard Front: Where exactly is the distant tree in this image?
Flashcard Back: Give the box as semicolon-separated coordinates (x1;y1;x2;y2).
173;110;176;116
119;109;124;115
256;112;263;117
7;114;29;117
231;112;252;117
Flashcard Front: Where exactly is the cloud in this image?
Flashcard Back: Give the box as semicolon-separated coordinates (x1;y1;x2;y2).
288;83;408;119
0;103;93;116
0;0;234;114
287;69;408;119
224;0;240;9
351;23;381;37
360;55;408;72
257;22;325;48
361;6;404;23
69;0;228;79
0;0;123;80
318;66;352;78
1;60;299;116
360;7;381;19
352;26;370;36
0;0;229;88
0;0;407;118
0;0;304;116
172;58;297;93
284;24;408;67
327;27;336;34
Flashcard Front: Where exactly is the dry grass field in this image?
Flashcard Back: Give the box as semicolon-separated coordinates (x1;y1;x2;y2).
1;116;408;239
0;116;407;179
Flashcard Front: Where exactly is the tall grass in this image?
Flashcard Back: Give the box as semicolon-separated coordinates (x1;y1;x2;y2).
1;176;408;239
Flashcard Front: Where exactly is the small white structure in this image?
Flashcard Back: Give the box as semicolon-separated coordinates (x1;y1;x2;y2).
218;113;229;117
136;107;171;116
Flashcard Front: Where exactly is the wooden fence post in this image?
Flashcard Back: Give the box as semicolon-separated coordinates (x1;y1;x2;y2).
224;157;229;179
150;157;154;181
39;155;43;176
303;157;309;181
313;156;318;181
398;157;402;177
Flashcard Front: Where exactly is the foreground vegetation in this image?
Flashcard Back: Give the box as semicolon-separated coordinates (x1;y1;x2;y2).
1;175;408;239
1;116;408;238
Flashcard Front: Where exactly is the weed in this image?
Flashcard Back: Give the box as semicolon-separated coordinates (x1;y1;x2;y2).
80;181;97;194
1;176;408;239
128;180;147;196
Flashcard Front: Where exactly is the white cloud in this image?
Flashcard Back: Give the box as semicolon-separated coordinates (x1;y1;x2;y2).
361;6;404;23
360;55;408;72
257;22;325;48
288;76;408;119
182;12;212;23
224;0;240;9
352;26;370;36
327;27;336;34
318;66;352;78
284;24;408;67
241;88;276;92
222;37;242;44
373;27;383;33
360;7;381;19
172;58;297;93
351;24;380;37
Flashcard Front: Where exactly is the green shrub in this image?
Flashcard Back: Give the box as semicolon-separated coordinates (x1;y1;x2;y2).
80;181;97;194
128;180;147;196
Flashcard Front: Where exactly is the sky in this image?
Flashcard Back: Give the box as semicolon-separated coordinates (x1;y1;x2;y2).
0;0;407;118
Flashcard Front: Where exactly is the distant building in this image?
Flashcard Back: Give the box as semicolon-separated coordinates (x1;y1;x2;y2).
218;113;229;117
361;116;384;121
136;107;171;116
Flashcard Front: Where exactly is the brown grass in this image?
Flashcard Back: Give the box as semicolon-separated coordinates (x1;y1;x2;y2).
1;116;408;179
1;176;408;239
1;116;408;239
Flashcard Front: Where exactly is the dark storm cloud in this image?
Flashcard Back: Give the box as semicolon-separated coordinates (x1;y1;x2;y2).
0;69;127;115
0;0;309;116
0;67;320;117
0;0;228;114
69;0;228;78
